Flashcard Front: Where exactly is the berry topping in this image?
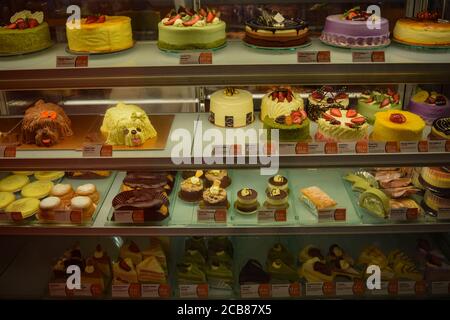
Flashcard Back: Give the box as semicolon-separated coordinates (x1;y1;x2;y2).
97;15;106;23
206;11;215;23
380;98;390;108
389;113;407;124
417;10;440;21
311;91;324;100
323;113;335;121
6;23;17;29
299;110;307;119
345;123;356;128
330;108;342;117
164;14;181;25
277;91;285;102
28;18;39;28
392;93;400;104
330;119;341;125
351;117;366;125
346;109;357;118
183;14;200;26
17;20;28;29
286;93;293;102
119;259;131;272
335;92;348;100
85;16;98;24
292;116;302;125
199;8;207;17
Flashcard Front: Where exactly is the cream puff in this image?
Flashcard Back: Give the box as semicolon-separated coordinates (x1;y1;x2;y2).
51;184;75;203
38;196;65;221
75;184;100;204
70;196;96;220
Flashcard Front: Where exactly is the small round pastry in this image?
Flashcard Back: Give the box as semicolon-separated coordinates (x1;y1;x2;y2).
21;180;54;199
70;196;96;220
0;192;15;210
179;171;204;203
267;175;288;193
235;188;259;213
38;196;64;221
204;170;231;188
0;174;30;193
6;198;40;218
430;117;450;140
34;171;65;182
202;181;228;208
51;184;75;202
11;171;34;176
209;88;254;128
75;183;100;204
265;187;288;208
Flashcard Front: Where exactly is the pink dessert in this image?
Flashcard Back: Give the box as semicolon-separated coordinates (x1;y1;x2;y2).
408;89;450;125
320;7;390;49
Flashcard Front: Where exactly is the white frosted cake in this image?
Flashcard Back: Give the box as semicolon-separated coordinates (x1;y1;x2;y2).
209;88;254;128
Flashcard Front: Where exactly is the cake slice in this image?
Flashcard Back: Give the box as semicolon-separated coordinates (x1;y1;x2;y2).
142;238;167;272
300;186;337;211
82;258;105;293
177;262;206;284
136;256;167;284
119;241;142;266
239;259;271;284
113;258;138;284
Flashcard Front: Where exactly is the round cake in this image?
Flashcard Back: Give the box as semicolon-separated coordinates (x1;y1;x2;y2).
158;7;226;50
316;108;369;142
209;88;254;128
261;88;310;142
267;175;288;193
430;117;450;140
0;11;52;54
421;167;450;191
179;175;204;202
408;89;450;125
244;8;309;48
424;190;450;213
265;187;288;208
306;87;350;121
320;7;390;49
357;88;402;124
235;188;258;212
372;110;426;142
394;11;450;47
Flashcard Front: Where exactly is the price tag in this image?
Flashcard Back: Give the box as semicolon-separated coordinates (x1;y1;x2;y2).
0;145;16;158
114;210;145;223
141;284;171;298
297;51;331;63
257;209;287;223
335;282;354;296
397;281;416;295
278;143;296;155
370;281;389;296
428;140;447;153
52;210;83;224
112;284;142;298
48;282;68;297
294;142;325;154
73;283;102;297
431;281;450;295
180;52;212;64
56;56;88;68
272;283;301;298
82;143;112;157
318;208;346;222
179;284;208;298
305;282;335;296
337;142;360;154
368;141;386;153
0;211;23;222
197;208;227;224
240;284;271;298
437;208;450;220
400;141;419;153
352;51;385;63
389;207;418;221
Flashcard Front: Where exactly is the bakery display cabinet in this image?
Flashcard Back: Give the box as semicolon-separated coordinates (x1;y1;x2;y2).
0;0;450;300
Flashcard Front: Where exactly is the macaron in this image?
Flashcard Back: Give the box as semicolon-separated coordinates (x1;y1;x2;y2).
6;198;40;218
21;180;54;199
0;175;30;193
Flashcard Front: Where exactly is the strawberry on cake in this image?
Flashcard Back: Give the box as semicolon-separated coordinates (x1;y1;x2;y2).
316;108;369;142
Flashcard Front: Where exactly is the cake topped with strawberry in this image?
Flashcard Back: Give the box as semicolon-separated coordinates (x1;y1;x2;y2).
316;108;369;142
0;10;52;54
357;88;402;124
307;86;350;121
158;7;226;50
408;88;450;125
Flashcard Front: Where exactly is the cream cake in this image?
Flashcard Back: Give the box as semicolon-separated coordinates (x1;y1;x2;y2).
209;88;254;128
371;110;425;142
316;108;369;142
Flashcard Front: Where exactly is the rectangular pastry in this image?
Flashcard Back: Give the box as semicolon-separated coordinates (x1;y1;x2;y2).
300;186;337;212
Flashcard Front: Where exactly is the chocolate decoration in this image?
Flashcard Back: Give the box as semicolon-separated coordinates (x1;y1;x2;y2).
246;112;254;125
225;116;234;128
237;188;258;201
266;188;287;200
268;176;288;186
432;117;450;135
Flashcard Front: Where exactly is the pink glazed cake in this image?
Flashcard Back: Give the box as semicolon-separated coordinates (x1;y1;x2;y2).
320;7;390;49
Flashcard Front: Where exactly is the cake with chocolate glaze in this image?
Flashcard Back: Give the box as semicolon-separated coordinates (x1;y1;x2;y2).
430;117;450;140
235;188;258;212
265;187;288;208
179;170;204;202
306;86;350;121
267;175;288;192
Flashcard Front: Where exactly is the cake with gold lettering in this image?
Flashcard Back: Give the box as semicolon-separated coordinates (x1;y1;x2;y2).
209;88;254;128
66;15;133;53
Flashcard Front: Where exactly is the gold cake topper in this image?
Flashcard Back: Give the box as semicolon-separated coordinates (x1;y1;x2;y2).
270;188;281;196
224;87;238;96
274;175;284;183
210;180;221;195
241;188;252;196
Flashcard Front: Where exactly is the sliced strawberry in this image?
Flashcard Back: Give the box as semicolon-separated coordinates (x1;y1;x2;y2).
15;18;25;23
164;14;181;25
346;109;357;118
17;20;28;29
183;14;200;26
97;15;106;23
28;18;39;28
389;113;406;124
345;123;356;128
206;11;215;23
6;23;17;29
286;92;293;102
277;91;285;102
335;92;348;100
199;8;207;17
271;92;277;101
292;116;302;124
330;108;342;117
323;113;335;121
311;91;324;100
387;87;395;96
365;97;374;103
300;110;308;120
380;98;390;108
351;117;366;125
119;259;131;272
393;93;400;104
291;111;301;118
85;16;98;24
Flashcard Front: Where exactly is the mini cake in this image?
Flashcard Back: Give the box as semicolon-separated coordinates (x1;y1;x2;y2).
316;108;369;142
300;186;337;213
421;167;450;191
261;88;310;142
92;245;111;278
357;88;402;124
209;88;254;128
430;117;450;140
76;184;100;204
142;238;168;271
408;89;450;125
119;241;142;266
101;103;157;147
235;188;258;213
0;192;15;210
38;196;64;220
21;100;73;147
423;190;450;214
244;8;309;48
267;175;288;192
66;15;133;53
0;174;29;192
321;6;390;48
0;11;52;54
202;180;228;208
5;198;40;218
306;87;350;121
50;184;74;202
158;7;226;50
113;258;138;284
371;110;426;141
239;259;271;284
394;11;450;47
267;259;298;282
204;170;231;188
267;243;295;267
265;187;288;208
21;180;54;199
136;256;167;284
70;196;96;220
34;171;65;181
179;170;204;202
177;262;206;283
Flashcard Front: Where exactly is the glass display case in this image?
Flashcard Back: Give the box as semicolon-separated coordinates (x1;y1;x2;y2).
0;0;449;301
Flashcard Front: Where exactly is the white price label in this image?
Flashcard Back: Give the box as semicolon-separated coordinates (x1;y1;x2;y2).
337;142;356;154
271;283;301;298
399;141;419;153
278;143;296;155
141;284;170;298
370;281;389;296
48;282;68;297
305;283;324;296
352;51;385;63
397;281;416;295
240;284;271;298
335;282;354;296
428;140;447;153
257;209;287;223
431;281;450;295
114;210;145;223
318;208;346;222
437;208;450;220
0;145;16;158
180;52;212;64
389;207;418;221
178;284;208;298
0;211;23;222
368;141;386;153
52;210;83;223
82;143;112;157
197;208;227;224
294;142;326;155
56;55;88;68
297;51;331;63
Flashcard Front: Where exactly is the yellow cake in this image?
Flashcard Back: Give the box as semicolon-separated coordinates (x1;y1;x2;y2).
421;167;450;190
209;88;254;128
394;18;450;46
372;110;425;141
66;16;133;53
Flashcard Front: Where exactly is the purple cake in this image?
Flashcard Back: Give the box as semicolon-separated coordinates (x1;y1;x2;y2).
320;7;390;49
408;89;450;125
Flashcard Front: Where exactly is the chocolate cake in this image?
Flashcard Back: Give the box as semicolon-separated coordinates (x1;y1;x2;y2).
122;171;175;194
239;259;271;284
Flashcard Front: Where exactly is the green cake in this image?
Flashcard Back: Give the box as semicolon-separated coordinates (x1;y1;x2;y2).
356;88;402;124
0;11;52;55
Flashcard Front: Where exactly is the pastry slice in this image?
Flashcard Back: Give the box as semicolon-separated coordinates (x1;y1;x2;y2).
82;258;105;293
267;243;295;267
300;186;337;212
299;257;334;283
267;259;299;282
92;245;111;279
332;258;362;280
388;250;423;281
298;245;324;264
206;260;233;289
184;249;206;269
113;258;138;284
141;238;167;272
136;256;167;284
0;174;29;192
239;259;271;284
119;241;142;266
357;245;395;280
177;262;206;284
